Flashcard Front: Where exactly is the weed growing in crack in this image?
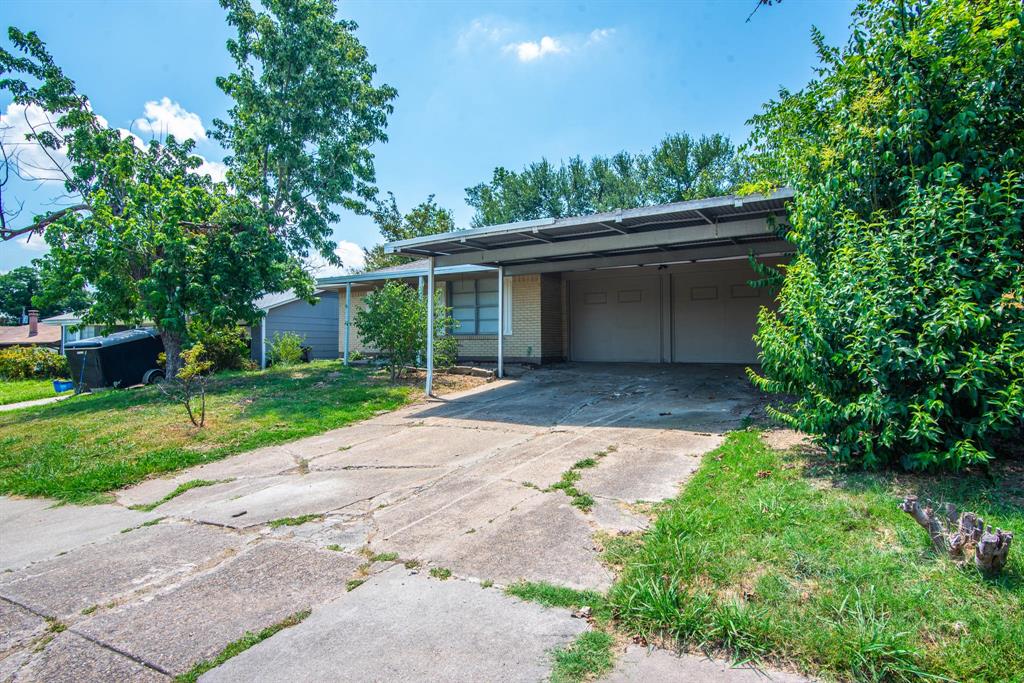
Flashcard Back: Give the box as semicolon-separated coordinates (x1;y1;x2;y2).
175;610;310;682
403;559;421;569
267;514;323;528
481;579;494;589
429;567;452;580
121;516;166;533
80;605;98;616
129;479;233;512
371;551;399;563
325;544;344;552
345;579;365;591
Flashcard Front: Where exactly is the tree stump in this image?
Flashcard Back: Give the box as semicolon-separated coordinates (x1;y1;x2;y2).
899;495;1013;574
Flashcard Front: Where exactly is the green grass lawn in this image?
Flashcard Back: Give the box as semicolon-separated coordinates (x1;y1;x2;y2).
610;430;1024;683
0;378;70;406
0;361;412;503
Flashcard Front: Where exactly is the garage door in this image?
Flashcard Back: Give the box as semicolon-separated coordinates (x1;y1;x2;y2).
570;274;661;362
671;267;764;363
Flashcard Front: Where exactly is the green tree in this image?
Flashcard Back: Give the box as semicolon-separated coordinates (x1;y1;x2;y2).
354;281;456;381
212;0;397;273
362;193;456;272
0;263;91;322
745;0;1024;469
464;133;745;226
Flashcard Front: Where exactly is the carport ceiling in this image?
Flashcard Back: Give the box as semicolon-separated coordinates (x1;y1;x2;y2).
385;189;793;269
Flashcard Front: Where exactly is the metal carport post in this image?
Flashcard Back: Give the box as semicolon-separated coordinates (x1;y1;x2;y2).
497;265;504;379
343;282;351;366
425;257;434;396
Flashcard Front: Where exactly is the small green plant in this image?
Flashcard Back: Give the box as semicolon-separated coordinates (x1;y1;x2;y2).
481;579;493;589
573;458;598;469
547;466;596;512
403;559;421;569
44;618;66;634
121;516;167;533
176;610;310;682
157;343;215;427
372;551;399;563
325;544;344;552
429;566;452;580
267;514;323;528
505;581;609;621
80;604;98;615
550;631;615;683
346;579;365;591
268;331;305;367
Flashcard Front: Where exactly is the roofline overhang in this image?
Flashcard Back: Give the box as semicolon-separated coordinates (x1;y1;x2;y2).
383;188;794;259
316;264;495;287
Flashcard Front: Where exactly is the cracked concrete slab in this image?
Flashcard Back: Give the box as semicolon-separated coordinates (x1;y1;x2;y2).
75;541;361;675
578;440;709;503
602;646;814;682
309;423;532;471
154;468;443;528
0;522;243;620
200;566;588;683
0;497;160;572
10;631;168;683
0;599;46;661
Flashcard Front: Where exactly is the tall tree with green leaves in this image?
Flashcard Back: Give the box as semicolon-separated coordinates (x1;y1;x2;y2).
745;0;1024;469
212;0;397;275
464;133;744;226
1;0;395;373
0;263;91;322
361;192;456;272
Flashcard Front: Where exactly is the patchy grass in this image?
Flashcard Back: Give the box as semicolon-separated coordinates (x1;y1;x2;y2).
0;379;70;406
610;430;1024;683
429;567;452;580
129;479;231;512
176;609;310;682
267;514;322;528
550;631;615;683
545;447;616;513
506;580;611;624
371;551;399;563
0;362;412;503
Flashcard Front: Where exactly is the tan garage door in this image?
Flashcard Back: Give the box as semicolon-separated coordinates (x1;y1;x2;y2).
671;267;764;363
570;274;661;362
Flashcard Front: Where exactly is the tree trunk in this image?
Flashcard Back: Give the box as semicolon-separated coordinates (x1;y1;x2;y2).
160;329;184;378
900;495;1014;574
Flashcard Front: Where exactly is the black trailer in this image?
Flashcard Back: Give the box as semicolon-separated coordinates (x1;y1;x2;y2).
66;329;165;391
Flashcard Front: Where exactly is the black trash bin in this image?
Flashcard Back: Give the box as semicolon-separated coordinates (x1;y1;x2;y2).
66;329;165;391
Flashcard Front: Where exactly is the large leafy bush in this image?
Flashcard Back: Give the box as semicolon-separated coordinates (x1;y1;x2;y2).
0;346;69;380
187;321;253;373
354;281;457;381
746;0;1024;469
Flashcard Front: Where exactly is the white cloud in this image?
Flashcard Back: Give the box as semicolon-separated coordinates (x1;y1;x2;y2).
304;241;366;278
1;102;72;183
506;36;567;62
587;28;615;44
457;17;516;51
133;97;206;141
196;158;228;183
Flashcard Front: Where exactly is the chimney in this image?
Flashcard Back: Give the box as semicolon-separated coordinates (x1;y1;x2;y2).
28;310;38;337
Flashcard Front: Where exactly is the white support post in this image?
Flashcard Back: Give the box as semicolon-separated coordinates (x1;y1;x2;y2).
343;283;352;366
497;265;504;379
426;258;435;396
260;317;267;369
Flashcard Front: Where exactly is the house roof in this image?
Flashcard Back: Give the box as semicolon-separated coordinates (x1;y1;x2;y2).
384;189;794;271
317;260;494;287
0;323;62;346
255;289;327;312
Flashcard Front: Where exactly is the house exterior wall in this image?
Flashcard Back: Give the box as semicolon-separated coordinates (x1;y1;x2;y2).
255;291;339;365
336;273;566;365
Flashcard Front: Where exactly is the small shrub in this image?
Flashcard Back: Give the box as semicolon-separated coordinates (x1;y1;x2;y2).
187;321;252;372
0;346;69;380
156;343;213;427
268;331;305;366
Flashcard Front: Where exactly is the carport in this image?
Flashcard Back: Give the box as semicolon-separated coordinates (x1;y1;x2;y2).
384;189;793;394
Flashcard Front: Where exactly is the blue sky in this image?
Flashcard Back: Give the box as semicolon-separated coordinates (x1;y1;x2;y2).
0;0;856;274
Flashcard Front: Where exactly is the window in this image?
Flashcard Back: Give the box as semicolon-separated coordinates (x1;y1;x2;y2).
449;278;511;335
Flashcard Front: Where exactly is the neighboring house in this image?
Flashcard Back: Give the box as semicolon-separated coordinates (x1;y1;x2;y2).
317;190;793;369
0;310;61;349
253;290;339;368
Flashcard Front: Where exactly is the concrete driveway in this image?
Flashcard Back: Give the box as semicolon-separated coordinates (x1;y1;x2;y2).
0;364;778;682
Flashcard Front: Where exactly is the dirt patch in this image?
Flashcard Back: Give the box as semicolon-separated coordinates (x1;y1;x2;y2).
761;429;811;452
395;369;491;396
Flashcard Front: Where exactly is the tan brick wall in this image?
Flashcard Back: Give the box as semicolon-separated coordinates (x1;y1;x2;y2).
539;273;564;361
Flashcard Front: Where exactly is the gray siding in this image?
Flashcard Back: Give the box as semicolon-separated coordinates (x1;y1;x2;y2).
254;292;339;365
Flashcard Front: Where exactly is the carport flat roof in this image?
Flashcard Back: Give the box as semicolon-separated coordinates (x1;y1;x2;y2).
384;188;793;269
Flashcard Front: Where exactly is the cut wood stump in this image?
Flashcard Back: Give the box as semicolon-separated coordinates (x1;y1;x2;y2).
899;495;1013;573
